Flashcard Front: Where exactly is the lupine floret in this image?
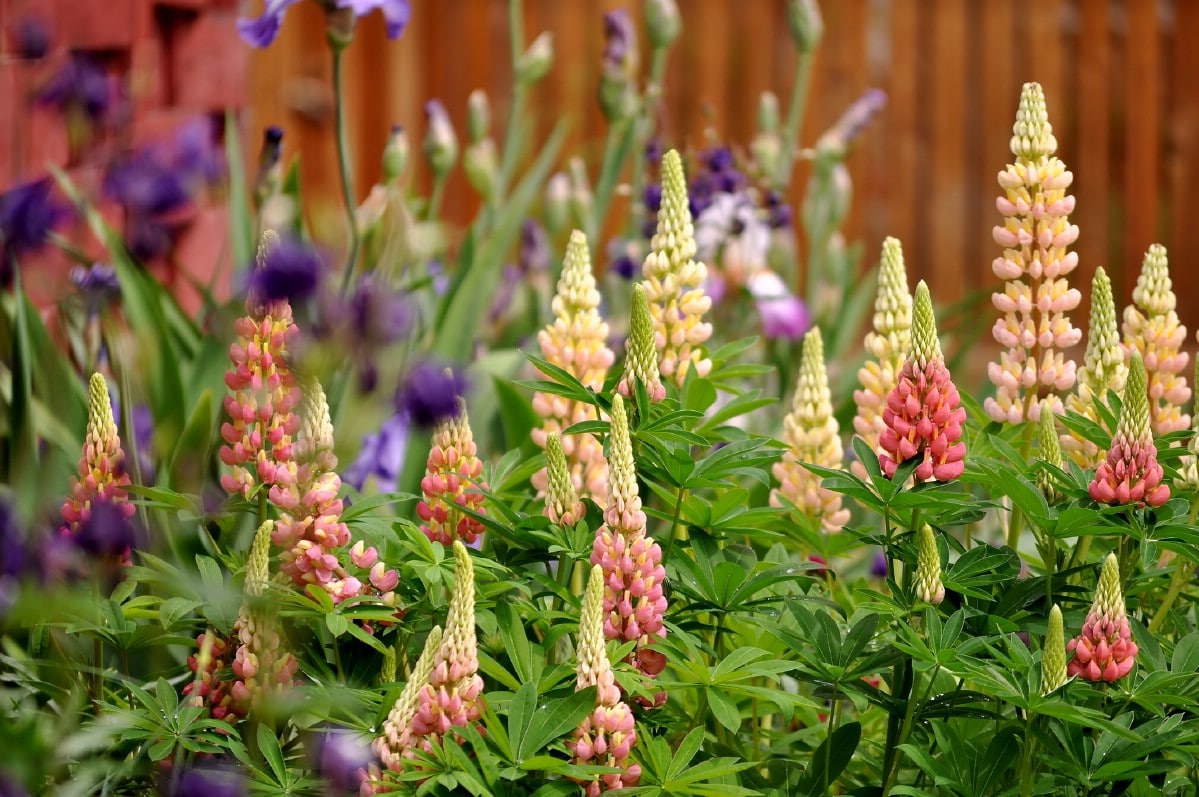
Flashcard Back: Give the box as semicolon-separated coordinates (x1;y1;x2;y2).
1122;243;1190;435
986;82;1081;424
771;327;849;532
1067;553;1137;683
878;281;967;482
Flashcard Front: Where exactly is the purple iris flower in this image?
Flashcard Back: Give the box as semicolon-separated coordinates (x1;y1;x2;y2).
9;15;51;60
35;53;112;122
0;178;68;275
344;275;410;392
174;116;226;187
104;154;191;218
246;236;325;305
396;361;467;428
70;263;121;315
344;414;408;493
238;0;411;48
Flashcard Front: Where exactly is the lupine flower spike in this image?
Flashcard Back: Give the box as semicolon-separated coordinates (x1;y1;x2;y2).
545;433;586;526
271;380;399;604
62;374;136;554
771;328;850;532
230;520;300;714
532;229;614;504
853;236;912;477
417;397;488;546
591;394;669;682
1036;400;1064;504
572;565;641;795
618;283;666;402
986;82;1082;424
1122;244;1190;435
1181;356;1199;492
1041;604;1068;695
364;626;443;790
879;281;967;482
1061;267;1127;468
406;541;484;752
1067;553;1137;682
220;230;303;498
641;148;713;385
1088;353;1169;507
913;524;944;605
183;630;239;721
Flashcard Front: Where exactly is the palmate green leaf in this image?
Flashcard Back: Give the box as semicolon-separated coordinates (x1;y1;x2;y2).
942;544;1020;599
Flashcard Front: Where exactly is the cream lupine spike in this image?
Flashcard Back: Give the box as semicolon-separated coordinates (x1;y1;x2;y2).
1036;400;1063;504
545;433;586;526
641;149;713;385
1182;356;1199;491
853;237;912;477
1041;604;1067;695
532;230;614;504
1060;267;1126;467
771;328;850;532
618;283;666;402
914;524;944;605
368;625;443;778
61;373;136;538
1122;244;1190;435
986;82;1082;424
571;565;641;795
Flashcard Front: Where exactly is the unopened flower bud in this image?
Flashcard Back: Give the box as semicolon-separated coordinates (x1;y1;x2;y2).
423;100;458;178
787;0;823;53
645;0;681;50
382;125;408;185
464;139;498;201
516;31;553;85
1041;604;1067;695
914;524;944;605
466;90;490;145
545;172;571;234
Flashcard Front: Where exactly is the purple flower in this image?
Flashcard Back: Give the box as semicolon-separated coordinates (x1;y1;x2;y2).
174;117;226;187
819;88;887;154
706;146;735;173
344;414;409;493
747;270;810;341
612;254;637;280
602;9;636;72
396;362;467;428
247;236;325;304
0;772;30;797
309;727;375;794
0;178;68;273
238;0;410;48
173;762;246;797
35;53;112;122
343;276;410;392
871;550;888;577
72;500;137;558
9;15;51;60
645;137;664;166
103;154;191;218
0;501;26;581
765;190;793;229
519;219;550;275
70;262;120;314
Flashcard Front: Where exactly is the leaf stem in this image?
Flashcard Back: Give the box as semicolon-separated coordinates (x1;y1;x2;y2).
332;47;361;294
776;50;816;188
660;485;687;563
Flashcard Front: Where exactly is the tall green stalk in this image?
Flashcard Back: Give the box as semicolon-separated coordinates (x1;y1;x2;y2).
332;48;361;294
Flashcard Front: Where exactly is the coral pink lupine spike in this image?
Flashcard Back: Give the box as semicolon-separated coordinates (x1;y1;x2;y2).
1067;554;1137;683
417;397;488;547
61;373;136;551
878;282;967;483
1088;353;1169;507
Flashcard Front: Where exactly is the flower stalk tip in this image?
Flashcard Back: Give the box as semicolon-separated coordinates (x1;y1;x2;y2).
914;524;945;605
1088;353;1169;507
1061;267;1126;467
545;432;585;527
1036;400;1063;504
1067;554;1137;683
618;283;666;402
1041;604;1068;695
62;373;136;550
1123;243;1190;435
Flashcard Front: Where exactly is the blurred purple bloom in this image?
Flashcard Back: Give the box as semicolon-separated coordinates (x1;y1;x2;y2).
175;116;226;186
10;15;51;60
247;237;324;304
238;0;410;48
173;762;246;797
872;550;888;577
687;171;717;219
72;500;137;558
643;183;662;215
611;254;636;280
104;154;191;218
396;362;467;428
36;53;112;122
645;137;663;166
0;772;30;797
706;146;735;173
310;727;375;794
426;259;450;296
348;276;410;344
602;9;635;72
819;88;887;153
747;270;809;341
765;190;793;229
0;501;26;581
519;219;550;275
488;264;522;326
0;178;68;273
344;414;408;493
70;262;120;314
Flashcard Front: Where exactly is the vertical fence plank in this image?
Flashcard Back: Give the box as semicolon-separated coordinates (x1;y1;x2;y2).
883;0;920;281
978;1;1016;309
927;0;967;302
1075;0;1110;323
1123;0;1161;297
1169;0;1199;315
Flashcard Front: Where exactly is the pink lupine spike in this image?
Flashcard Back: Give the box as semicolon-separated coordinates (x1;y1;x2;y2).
1088;353;1169;507
531;229;615;505
878;282;967;483
985;83;1082;424
571;565;641;794
1122;243;1190;435
1067;554;1138;683
417;398;488;547
220;231;303;498
590;394;668;690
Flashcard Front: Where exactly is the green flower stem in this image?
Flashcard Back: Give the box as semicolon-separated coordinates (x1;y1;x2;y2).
822;697;840;797
495;0;528;201
426;172;449;222
660;485;688;564
881;662;919;796
1148;497;1199;634
332;48;361;294
1019;712;1038;797
627;45;671;239
774;49;816;188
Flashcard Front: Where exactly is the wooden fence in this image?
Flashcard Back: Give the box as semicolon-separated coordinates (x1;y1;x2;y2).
249;0;1199;325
